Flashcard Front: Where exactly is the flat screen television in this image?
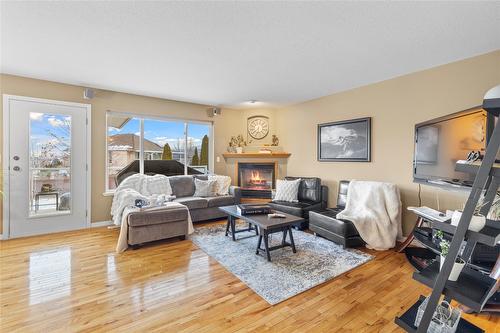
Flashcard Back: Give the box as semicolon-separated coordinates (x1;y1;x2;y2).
413;107;495;189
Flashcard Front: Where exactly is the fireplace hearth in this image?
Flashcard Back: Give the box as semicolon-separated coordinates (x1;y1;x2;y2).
238;162;275;198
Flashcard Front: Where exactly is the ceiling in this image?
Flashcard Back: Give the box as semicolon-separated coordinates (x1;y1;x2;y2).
1;1;499;109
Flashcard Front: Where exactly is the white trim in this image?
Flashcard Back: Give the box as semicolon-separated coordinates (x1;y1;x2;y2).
91;220;113;228
184;122;188;175
3;95;11;239
0;234;4;240
102;191;115;197
86;108;92;228
139;118;144;174
106;109;213;126
2;94;92;239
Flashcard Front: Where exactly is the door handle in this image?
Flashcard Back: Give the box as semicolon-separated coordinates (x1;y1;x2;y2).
13;166;20;171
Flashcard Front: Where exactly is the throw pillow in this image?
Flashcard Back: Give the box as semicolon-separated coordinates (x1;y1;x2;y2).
193;178;218;197
208;175;232;196
274;178;301;202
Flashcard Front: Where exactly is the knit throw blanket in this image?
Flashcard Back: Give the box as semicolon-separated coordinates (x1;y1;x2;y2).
337;180;402;251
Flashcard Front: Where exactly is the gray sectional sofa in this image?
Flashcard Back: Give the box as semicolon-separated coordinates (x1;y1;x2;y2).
168;175;241;222
126;175;241;247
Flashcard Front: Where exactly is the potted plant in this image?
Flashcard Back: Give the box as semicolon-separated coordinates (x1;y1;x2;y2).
439;239;466;281
432;229;444;246
449;197;499;232
229;135;247;153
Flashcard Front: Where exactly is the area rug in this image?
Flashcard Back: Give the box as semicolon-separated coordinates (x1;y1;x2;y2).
190;223;373;305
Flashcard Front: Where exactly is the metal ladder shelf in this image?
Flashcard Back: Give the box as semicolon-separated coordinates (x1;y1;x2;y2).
395;86;500;332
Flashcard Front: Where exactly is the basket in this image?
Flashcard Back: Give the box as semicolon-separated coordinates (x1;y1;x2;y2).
415;297;460;333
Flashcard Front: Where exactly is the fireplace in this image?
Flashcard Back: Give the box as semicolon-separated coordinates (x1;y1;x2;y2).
238;162;276;198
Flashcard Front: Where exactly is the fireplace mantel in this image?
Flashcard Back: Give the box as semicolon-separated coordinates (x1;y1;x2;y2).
222;152;291;158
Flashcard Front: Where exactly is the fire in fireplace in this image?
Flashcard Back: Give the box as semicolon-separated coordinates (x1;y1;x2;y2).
238;163;275;198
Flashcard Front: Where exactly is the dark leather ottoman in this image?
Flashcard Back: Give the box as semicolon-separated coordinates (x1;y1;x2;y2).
309;209;364;248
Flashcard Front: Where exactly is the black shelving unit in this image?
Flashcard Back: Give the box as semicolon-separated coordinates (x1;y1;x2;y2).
428;218;500;247
395;86;500;332
395;296;484;333
413;261;496;312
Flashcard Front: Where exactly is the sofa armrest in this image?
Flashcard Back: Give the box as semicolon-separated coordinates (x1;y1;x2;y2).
320;185;329;209
229;186;242;204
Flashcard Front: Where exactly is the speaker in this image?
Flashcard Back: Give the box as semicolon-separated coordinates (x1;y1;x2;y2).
207;107;221;117
83;88;95;100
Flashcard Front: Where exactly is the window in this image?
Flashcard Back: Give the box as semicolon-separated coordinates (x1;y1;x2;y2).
106;115;140;190
106;112;213;192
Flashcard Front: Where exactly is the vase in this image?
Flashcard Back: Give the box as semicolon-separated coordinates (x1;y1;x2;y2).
450;210;486;232
440;255;466;281
236;147;243;154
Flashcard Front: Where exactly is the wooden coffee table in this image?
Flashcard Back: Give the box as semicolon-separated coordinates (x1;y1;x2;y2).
219;205;305;261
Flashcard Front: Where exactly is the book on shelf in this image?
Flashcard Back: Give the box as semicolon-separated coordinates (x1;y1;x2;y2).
237;204;272;215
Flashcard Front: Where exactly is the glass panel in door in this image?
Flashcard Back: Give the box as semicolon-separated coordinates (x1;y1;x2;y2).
29;113;71;216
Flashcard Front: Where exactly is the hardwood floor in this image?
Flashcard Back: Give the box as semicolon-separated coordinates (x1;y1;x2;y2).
1;223;498;332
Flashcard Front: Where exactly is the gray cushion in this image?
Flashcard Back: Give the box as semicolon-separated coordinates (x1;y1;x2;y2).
205;196;235;208
169;175;195;197
127;207;189;227
193;178;217;197
174;197;208;210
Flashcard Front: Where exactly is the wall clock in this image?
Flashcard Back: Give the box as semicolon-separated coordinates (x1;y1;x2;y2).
247;116;269;140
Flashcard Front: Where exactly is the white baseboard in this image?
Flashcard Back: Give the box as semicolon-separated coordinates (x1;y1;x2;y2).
91;220;113;228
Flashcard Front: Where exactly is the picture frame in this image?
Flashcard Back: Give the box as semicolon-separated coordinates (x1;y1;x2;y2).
317;117;371;162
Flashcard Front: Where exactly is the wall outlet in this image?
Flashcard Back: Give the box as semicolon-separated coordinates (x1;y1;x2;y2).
216;156;220;163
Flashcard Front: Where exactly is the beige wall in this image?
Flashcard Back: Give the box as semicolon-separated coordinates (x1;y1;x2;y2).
276;50;500;235
1;50;499;236
0;74;246;231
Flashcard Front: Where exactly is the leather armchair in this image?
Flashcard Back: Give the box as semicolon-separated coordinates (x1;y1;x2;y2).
268;177;328;230
309;180;364;248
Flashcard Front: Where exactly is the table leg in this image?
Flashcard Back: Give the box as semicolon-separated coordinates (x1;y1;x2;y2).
256;234;263;254
263;230;271;261
225;217;230;237
230;216;236;241
282;229;287;246
288;227;296;253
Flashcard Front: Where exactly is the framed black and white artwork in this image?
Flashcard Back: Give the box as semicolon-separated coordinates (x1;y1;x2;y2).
317;117;371;162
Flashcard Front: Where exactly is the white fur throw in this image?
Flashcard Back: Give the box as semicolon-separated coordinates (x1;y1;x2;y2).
337;180;402;251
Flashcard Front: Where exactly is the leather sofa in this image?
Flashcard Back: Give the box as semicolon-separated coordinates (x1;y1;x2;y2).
267;176;328;230
309;180;364;248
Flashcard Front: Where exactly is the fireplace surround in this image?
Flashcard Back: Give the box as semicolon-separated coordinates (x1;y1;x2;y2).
237;162;276;198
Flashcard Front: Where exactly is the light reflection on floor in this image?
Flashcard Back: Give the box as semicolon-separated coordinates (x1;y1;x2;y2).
29;247;71;305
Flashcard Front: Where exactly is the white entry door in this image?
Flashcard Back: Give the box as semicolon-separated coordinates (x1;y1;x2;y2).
3;95;91;238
